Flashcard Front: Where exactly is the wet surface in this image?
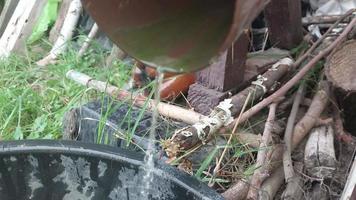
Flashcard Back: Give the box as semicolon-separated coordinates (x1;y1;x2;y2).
0;140;223;200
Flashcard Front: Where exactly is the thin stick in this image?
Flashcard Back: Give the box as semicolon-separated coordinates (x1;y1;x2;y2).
259;82;330;200
246;102;278;200
66;70;203;125
283;83;305;181
77;23;99;58
230;15;356;128
294;9;356;68
213;92;252;176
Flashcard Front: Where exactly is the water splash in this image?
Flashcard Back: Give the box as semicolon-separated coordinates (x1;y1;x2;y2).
141;69;164;199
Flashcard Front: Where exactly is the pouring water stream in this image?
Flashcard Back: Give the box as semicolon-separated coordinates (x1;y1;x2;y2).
141;68;165;199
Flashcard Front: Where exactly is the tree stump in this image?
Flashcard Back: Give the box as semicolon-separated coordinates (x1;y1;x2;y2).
326;40;356;135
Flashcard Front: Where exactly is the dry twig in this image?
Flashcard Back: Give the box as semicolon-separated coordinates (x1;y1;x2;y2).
259;81;330;200
247;103;278;200
227;15;356;128
77;23;99;58
283;83;305;182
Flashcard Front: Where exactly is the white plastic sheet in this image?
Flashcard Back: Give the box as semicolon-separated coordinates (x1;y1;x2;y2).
309;0;356;15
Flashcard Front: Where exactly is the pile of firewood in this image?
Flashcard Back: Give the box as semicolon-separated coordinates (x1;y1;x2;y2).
1;0;355;199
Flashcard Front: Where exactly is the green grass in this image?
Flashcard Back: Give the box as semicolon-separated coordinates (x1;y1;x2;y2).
0;41;132;140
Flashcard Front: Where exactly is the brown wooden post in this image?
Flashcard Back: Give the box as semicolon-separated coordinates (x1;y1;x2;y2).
264;0;303;49
187;33;249;115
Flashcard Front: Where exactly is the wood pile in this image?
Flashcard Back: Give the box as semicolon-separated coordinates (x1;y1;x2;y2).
1;0;355;199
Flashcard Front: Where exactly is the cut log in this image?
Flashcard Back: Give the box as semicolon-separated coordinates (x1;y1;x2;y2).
264;0;303;49
326;40;356;92
0;0;20;37
326;40;356;136
304;125;337;179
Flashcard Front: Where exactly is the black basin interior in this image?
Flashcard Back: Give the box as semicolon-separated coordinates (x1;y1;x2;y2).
0;140;223;200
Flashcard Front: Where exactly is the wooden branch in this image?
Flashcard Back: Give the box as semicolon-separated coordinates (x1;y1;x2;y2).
49;0;71;43
222;179;250;200
213;92;252;176
230;58;293;116
37;0;82;66
258;82;330;199
222;106;285;200
304;125;336;179
292;82;330;148
168;58;292;155
66;70;203;125
227;16;356;127
236;132;262;149
302;15;352;26
77;23;99;57
247;103;278;200
294;9;356;68
283;83;305;181
164;99;234;159
282;162;304;200
259;166;285;200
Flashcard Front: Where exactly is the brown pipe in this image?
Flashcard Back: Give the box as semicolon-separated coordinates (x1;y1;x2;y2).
81;0;266;72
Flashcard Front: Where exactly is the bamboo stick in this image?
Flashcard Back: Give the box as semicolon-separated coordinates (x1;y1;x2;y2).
66;70;203;125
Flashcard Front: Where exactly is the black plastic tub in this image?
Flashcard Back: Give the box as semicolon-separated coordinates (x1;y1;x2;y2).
0;140;223;200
